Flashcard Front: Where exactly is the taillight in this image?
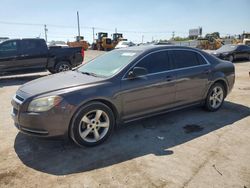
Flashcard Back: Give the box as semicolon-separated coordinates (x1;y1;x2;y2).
81;48;85;62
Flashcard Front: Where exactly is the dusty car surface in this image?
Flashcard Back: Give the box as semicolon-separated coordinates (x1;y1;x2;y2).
11;45;235;146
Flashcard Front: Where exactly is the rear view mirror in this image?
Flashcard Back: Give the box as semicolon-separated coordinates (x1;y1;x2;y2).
128;67;148;79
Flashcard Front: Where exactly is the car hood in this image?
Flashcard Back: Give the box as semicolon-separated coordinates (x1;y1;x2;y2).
115;45;128;49
213;50;233;54
19;71;104;96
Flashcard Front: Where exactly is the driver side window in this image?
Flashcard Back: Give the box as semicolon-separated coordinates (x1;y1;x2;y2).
0;41;17;52
135;51;171;74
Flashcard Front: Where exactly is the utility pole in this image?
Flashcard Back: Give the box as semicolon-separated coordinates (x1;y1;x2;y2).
77;11;81;41
142;35;144;44
92;27;95;43
152;36;154;42
44;24;48;43
172;31;175;40
115;28;117;33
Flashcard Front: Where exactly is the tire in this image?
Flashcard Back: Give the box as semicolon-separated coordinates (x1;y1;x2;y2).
70;102;115;147
55;61;71;73
48;69;56;74
228;55;234;62
248;54;250;61
204;83;225;112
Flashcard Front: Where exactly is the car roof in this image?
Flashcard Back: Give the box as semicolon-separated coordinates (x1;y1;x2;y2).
2;38;45;42
117;44;201;53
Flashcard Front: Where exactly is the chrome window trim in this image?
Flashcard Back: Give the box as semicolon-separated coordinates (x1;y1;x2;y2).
122;48;211;80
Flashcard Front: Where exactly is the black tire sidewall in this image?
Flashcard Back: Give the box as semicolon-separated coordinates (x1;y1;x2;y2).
55;61;71;73
71;102;115;147
205;83;225;112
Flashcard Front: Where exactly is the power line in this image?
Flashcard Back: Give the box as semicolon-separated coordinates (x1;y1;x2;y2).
0;20;188;34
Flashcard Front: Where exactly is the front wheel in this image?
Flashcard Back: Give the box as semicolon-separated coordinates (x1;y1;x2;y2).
70;102;115;147
204;83;225;112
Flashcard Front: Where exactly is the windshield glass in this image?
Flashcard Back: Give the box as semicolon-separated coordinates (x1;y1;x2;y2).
77;50;140;77
217;44;237;52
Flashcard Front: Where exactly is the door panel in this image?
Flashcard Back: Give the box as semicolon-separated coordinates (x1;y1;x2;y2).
175;65;210;105
120;50;176;120
121;72;176;120
19;39;48;69
0;40;22;71
170;50;210;106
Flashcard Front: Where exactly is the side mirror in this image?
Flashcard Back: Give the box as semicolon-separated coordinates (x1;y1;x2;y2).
128;67;148;79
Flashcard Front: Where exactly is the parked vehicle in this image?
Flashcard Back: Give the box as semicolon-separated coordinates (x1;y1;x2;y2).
115;41;135;49
0;38;84;74
211;44;250;62
11;45;235;147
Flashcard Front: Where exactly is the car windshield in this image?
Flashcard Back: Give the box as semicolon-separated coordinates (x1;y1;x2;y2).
217;45;237;52
77;50;140;77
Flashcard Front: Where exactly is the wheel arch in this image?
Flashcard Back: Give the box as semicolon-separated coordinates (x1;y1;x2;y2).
206;78;229;98
213;79;228;96
68;98;120;140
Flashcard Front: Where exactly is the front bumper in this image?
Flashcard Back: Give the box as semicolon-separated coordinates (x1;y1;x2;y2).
11;95;73;138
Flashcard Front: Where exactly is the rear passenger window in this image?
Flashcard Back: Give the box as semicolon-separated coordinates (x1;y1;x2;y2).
136;51;171;74
196;53;208;65
22;40;46;54
172;50;205;68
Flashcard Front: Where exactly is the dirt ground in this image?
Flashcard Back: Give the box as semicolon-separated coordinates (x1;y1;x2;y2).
0;50;249;188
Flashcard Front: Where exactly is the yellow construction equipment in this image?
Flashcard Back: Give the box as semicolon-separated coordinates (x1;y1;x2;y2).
92;32;113;51
232;33;250;45
112;33;127;48
197;32;224;50
242;33;250;45
67;36;89;50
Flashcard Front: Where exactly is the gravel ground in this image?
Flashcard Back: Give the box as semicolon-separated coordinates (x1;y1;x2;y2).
0;50;249;188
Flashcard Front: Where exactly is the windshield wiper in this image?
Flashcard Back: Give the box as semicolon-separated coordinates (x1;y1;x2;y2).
78;71;104;77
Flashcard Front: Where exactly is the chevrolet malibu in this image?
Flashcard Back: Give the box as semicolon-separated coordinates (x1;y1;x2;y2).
11;45;235;147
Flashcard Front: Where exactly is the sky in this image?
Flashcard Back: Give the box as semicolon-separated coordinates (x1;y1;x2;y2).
0;0;249;43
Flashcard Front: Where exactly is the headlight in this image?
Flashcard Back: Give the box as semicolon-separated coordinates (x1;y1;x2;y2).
28;96;62;112
222;52;229;56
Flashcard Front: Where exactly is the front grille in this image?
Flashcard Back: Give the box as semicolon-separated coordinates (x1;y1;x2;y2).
106;39;112;45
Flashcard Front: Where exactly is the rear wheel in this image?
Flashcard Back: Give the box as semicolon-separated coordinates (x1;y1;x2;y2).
70;102;115;147
204;83;225;112
55;61;71;73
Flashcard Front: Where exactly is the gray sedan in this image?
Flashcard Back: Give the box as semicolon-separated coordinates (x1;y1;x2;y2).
11;45;235;147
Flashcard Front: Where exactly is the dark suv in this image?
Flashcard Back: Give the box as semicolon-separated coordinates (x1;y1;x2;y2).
11;45;235;147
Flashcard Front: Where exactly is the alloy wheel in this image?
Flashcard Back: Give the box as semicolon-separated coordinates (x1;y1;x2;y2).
209;86;224;109
58;64;70;72
78;110;110;143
